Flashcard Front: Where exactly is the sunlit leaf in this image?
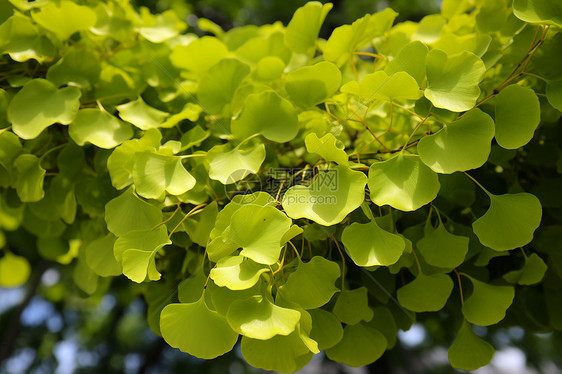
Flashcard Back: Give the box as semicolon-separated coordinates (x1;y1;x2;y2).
161;297;238;359
210;255;268;290
104;188;162;237
170;37;229;75
425;50;486;112
494;84;541;149
117;98;169;130
503;253;547;285
333;288;373;325
384;40;428;86
207;143;266;185
69;109;133;149
309;308;344;350
14;154;45;202
448;320;494;371
0;252;31;287
325;324;387;367
513;0;562;27
341;71;421;102
397;273;453;312
462;276;514;326
472;192;542;251
418;109;495;173
46;47;101;89
8;79;81;139
305;133;348;165
31;1;97;40
417;222;469;269
85;234;122;277
368;153;440;211
285;62;342;108
284;1;332;53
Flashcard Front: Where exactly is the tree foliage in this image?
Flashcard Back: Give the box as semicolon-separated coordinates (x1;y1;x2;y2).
1;0;562;372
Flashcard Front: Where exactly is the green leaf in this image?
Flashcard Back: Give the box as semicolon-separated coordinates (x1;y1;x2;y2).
210;255;268;290
432;34;492;58
232;91;299;143
384;40;428;86
341;221;406;267
183;201;218;247
207;143;266;184
85;234;122;277
180;125;209;150
0;13;55;63
472;192;542;251
503;253;547;285
14;154;45;202
104;188;163;237
325;324;387;367
31;0;97;40
323;9;397;66
462;276;514;326
305;133;348;165
546;80;562;111
228;204;292;265
227;295;301;339
284;1;332;53
448;320;494;371
368;153;440;211
513;0;562;27
113;226;171;283
254;56;285;81
285;62;342;107
417;222;469;269
341;71;422;102
161;297;238;359
418;109;495;173
333;288;374;325
107;129;162;190
0;252;31;287
132;152;195;199
241;333;313;373
117;98;169;130
137;9;186;43
424;50;486;112
278;256;340;309
494;84;541;149
366;306;398;349
309;309;344;350
170;36;229;75
397;273;454;312
69;109;133;149
282;165;367;226
197;58;251;114
8;79;81;139
46;47;101;89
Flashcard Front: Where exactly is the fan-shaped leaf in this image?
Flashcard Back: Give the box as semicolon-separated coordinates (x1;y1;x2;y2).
104;188;162;237
325;324;387;367
284;1;332;53
207;143;265;185
448;320;494;371
305;133;348;165
341;71;421;102
69;109;133;149
462;276;514;326
210;255;268;290
417;223;469;269
397;273;453;312
285;62;342;107
333;288;373;325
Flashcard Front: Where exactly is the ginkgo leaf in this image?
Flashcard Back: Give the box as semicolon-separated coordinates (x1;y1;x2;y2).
305;133;348;165
117;98;169;130
397;273;453;312
207;143;265;184
85;234;122;277
160;297;238;359
424;49;486;112
309;309;344;350
227;295;301;339
170;36;229;75
69;109;133;149
341;221;406;267
285;62;342;108
180;125;209;149
325;324;387;367
132;152;195;199
503;253;547;285
197;58;251;114
417;109;495;174
494;84;541;150
31;1;97;40
417;222;469;269
432;34;492;57
284;1;332;53
8;79;81;139
546;80;562;111
0;252;31;287
278;256;340;309
0;13;55;63
384;40;428;86
472;192;542;251
368;153;440;211
241;332;313;373
462;276;514;326
282;165;367;226
113;225;171;282
231;91;299;143
333;288;373;325
227;204;292;265
14;154;45;202
448;320;494;371
46;47;101;89
210;255;269;290
104;188;162;237
513;0;562;27
341;71;421;102
183;201;218;247
323;9;397;66
137;9;186;43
